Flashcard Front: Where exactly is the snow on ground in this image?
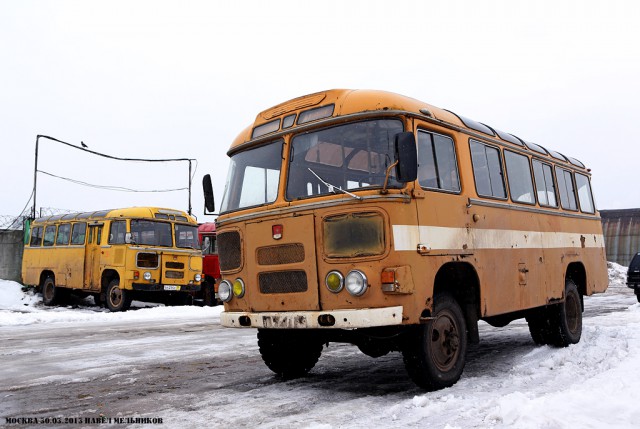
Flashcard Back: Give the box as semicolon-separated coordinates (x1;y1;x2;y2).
1;263;639;428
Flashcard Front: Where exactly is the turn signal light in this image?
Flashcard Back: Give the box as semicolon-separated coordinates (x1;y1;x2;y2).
272;224;283;240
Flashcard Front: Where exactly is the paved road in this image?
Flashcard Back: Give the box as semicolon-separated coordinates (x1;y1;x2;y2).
1;285;636;428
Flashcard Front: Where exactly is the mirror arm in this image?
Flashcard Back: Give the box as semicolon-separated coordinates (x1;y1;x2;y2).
380;160;399;195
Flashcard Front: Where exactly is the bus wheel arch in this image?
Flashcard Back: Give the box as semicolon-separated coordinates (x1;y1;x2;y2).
566;262;586;309
432;262;481;344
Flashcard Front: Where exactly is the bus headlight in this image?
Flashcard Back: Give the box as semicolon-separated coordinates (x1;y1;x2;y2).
195;273;202;282
325;271;344;293
233;278;245;298
143;271;152;281
345;270;368;296
219;280;233;302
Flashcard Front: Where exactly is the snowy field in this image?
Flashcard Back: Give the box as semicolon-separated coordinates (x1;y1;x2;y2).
1;263;639;429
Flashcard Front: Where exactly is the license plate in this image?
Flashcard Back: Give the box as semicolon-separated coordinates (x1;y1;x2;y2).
164;285;180;291
262;314;308;329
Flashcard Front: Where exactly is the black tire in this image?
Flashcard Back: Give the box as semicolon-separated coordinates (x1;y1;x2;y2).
106;279;131;312
42;276;58;306
527;279;582;347
202;282;217;307
402;293;468;390
257;329;323;380
94;292;105;307
526;309;554;345
551;279;582;347
357;340;391;358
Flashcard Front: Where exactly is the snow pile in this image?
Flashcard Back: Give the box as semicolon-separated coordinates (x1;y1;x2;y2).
607;261;628;288
0;279;223;326
0;281;40;311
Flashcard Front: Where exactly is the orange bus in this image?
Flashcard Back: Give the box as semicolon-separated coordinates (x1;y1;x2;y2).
22;207;203;311
203;89;608;390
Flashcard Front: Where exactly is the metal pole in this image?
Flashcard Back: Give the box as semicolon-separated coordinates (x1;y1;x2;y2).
188;160;192;216
32;135;40;219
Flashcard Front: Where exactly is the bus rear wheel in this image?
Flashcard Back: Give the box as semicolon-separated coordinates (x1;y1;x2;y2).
106;279;131;312
402;293;468;390
42;276;58;306
527;279;582;347
257;329;323;380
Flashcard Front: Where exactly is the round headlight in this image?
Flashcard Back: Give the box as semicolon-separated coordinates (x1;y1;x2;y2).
232;278;245;298
325;271;344;293
143;271;152;281
219;280;233;302
194;273;202;282
345;270;368;296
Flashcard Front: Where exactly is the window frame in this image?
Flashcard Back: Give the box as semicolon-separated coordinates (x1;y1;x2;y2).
532;159;559;208
417;129;461;194
469;139;507;200
575;172;596;214
555;166;579;211
504;149;536;206
55;223;71;246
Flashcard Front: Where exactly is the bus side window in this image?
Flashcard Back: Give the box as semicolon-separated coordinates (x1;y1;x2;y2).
71;223;87;245
43;225;56;247
30;226;43;247
417;131;460;192
575;173;595;213
109;221;126;244
504;150;535;204
55;223;71;245
470;139;506;199
556;167;578;211
532;160;558;207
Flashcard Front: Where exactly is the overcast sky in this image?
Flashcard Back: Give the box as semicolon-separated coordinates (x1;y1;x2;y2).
1;0;639;222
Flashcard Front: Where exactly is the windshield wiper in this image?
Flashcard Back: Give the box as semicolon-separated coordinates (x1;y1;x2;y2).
308;168;362;200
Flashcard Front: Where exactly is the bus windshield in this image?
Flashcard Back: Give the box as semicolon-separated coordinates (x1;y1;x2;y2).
220;141;283;213
286;119;404;200
175;224;199;249
130;220;172;247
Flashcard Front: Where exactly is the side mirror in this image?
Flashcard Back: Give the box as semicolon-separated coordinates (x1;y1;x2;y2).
203;174;216;214
395;132;417;183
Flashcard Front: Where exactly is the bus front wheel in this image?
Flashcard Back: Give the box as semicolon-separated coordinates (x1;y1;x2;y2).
402;293;468;390
42;276;58;306
106;279;131;312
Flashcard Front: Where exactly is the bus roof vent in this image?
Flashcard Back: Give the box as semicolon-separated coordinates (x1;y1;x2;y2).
524;141;548;155
444;110;495;137
261;92;327;120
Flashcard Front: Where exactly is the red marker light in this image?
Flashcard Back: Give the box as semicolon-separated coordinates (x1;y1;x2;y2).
272;224;283;240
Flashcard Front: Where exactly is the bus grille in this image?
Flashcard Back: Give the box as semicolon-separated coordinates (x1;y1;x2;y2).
218;231;241;271
257;244;305;265
259;271;308;294
166;262;184;269
165;271;184;279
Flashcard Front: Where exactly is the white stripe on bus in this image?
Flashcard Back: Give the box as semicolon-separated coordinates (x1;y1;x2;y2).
392;225;604;252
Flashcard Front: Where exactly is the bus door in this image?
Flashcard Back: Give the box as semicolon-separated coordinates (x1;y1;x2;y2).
84;224;103;291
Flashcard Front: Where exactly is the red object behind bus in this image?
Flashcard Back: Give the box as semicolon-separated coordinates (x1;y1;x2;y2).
198;222;220;306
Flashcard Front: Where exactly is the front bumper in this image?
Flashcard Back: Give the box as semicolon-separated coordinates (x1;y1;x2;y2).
221;306;403;329
132;283;201;292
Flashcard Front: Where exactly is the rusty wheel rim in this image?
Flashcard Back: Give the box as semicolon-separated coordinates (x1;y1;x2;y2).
429;309;460;372
43;282;54;301
565;291;580;334
109;287;123;307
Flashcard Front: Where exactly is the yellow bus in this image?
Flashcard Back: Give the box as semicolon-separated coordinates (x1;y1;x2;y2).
202;89;608;390
22;207;203;312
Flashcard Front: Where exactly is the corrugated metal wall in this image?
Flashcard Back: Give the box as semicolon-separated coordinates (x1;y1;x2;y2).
601;208;640;267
